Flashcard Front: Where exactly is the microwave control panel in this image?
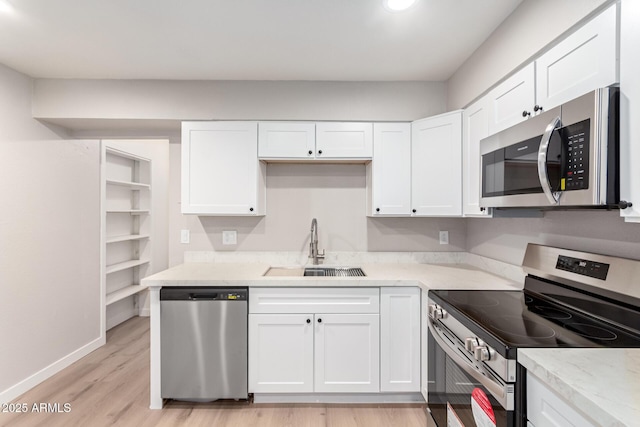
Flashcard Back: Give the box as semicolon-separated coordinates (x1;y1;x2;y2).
561;119;590;191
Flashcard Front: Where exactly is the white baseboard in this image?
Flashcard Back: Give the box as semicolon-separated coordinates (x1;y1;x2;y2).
139;308;150;317
252;392;425;404
0;336;105;405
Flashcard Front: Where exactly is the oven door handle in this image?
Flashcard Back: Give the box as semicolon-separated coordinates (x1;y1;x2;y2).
428;319;511;410
538;116;562;205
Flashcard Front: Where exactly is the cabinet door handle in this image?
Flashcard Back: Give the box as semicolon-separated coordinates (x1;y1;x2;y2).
306;318;311;324
317;318;322;323
412;209;417;213
308;150;313;155
376;208;380;212
249;207;254;212
534;104;543;112
318;150;323;155
522;110;531;118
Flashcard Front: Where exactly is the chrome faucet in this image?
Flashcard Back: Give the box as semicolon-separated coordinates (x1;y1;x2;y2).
309;218;325;265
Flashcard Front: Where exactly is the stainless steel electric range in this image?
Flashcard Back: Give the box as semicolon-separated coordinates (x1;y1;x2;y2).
426;244;640;427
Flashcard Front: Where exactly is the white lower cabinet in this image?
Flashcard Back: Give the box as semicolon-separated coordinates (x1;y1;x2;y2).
527;372;596;427
420;290;429;401
380;287;421;392
248;313;314;393
248;288;380;395
314;313;380;393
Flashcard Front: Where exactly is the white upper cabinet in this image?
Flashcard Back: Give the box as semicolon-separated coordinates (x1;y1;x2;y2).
620;0;640;222
488;63;536;135
487;4;617;137
181;121;265;215
368;123;412;216
315;122;373;159
536;4;618;112
462;96;492;217
258;122;316;159
411;111;463;216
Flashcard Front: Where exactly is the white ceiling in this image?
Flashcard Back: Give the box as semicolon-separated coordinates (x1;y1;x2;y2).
0;0;522;81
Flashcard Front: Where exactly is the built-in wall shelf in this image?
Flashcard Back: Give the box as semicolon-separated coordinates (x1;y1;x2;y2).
106;179;151;190
106;285;146;306
105;259;150;275
106;234;150;244
102;145;152;333
106;209;150;215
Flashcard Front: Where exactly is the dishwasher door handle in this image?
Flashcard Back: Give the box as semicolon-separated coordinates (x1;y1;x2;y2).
189;293;218;300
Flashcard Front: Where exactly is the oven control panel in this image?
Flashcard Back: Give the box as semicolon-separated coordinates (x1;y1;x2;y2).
556;255;609;280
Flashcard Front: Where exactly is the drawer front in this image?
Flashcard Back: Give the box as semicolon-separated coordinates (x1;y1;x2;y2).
527;372;596;427
249;287;380;314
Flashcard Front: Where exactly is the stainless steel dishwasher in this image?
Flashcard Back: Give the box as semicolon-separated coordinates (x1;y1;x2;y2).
160;287;248;401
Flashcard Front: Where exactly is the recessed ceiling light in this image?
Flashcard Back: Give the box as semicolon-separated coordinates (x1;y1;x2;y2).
384;0;418;12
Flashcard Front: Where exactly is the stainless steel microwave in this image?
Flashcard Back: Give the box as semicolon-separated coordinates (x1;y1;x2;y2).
480;87;625;209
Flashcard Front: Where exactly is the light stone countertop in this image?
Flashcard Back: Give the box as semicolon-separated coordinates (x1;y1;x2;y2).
518;348;640;427
141;261;521;291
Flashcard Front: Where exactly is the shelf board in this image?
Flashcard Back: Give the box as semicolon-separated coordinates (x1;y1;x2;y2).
106;147;151;163
106;234;150;244
106;179;150;190
106;285;146;306
106;209;150;215
105;259;150;275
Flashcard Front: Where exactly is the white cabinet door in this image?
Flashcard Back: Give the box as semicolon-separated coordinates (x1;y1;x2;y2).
314;313;380;393
380;287;420;392
536;4;618;112
620;0;640;222
420;290;429;402
181;121;265;215
258;122;316;159
527;372;596;427
462;96;492;217
248;314;314;393
315;122;373;159
411;111;463;216
369;123;411;216
488;63;536;135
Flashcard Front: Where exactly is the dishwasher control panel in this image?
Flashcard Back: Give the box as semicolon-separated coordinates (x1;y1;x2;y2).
160;287;248;301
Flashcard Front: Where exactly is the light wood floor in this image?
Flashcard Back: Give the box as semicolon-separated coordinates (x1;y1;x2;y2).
1;317;427;427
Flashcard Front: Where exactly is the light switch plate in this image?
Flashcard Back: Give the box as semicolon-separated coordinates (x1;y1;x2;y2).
180;229;190;244
222;230;237;245
439;231;449;245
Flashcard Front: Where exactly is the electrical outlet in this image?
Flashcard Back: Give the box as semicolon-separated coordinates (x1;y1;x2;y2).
180;229;190;244
439;231;449;245
222;230;237;245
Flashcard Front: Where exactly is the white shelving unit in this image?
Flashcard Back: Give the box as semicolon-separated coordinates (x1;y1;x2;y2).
102;145;152;331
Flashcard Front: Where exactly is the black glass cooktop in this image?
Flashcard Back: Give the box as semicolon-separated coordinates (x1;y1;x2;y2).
430;283;640;354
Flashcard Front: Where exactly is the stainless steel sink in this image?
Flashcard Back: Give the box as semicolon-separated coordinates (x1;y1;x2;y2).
263;266;366;277
303;267;366;277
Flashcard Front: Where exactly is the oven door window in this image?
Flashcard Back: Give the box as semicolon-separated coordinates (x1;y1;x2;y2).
428;330;512;427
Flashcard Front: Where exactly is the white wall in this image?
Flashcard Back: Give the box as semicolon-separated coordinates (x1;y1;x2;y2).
447;0;610;109
467;211;640;265
0;64;102;403
33;80;448;124
169;146;466;266
449;0;640;266
37;78;459;266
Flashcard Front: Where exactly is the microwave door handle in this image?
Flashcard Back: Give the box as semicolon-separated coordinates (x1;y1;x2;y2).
538;116;562;205
428;319;511;410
